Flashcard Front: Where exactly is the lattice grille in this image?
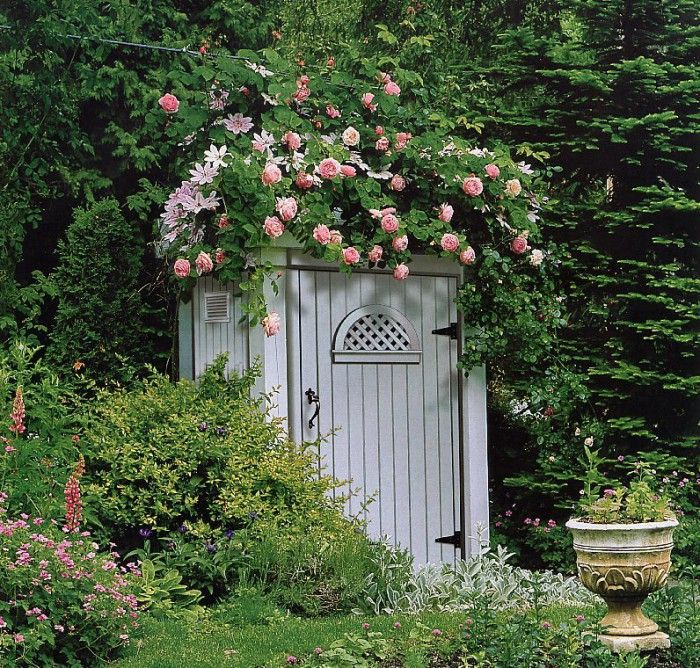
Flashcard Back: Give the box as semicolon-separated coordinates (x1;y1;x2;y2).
343;313;412;352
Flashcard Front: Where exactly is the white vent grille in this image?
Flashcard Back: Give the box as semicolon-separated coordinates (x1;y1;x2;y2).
333;305;421;364
203;292;231;323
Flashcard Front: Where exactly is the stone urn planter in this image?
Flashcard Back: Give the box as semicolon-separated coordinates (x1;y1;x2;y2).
566;518;678;653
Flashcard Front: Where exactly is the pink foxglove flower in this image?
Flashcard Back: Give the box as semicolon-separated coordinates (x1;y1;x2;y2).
318;158;341;179
368;245;383;263
9;387;25;435
381;214;399;234
313;224;331;245
440;233;460;253
195;252;213;275
462;176;484;197
459;247;476;265
505;179;522;197
384;81;401;96
342;247;361;265
438;203;454;223
64;455;85;533
262;312;281;337
275;197;298;221
389;174;406;191
261;162;282;186
263;216;285;238
510;236;528;254
392;235;408;252
485;163;500;179
174;258;191;278
361;92;377;111
158;93;179;113
393;263;409;280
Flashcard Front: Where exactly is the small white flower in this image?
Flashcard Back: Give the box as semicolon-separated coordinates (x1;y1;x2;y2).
366;169;393;180
584;437;594;447
245;60;274;77
203;145;229;169
574;427;581;436
529;249;545;266
261;92;280;106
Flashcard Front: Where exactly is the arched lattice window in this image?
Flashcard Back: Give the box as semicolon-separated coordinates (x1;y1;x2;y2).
332;305;421;364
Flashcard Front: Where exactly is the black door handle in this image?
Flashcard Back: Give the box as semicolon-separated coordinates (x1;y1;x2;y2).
305;388;320;429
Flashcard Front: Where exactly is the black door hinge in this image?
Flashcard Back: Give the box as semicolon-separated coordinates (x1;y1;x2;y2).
435;531;461;547
431;322;457;340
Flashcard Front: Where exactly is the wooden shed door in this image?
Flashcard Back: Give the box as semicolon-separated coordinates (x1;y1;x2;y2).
287;268;462;566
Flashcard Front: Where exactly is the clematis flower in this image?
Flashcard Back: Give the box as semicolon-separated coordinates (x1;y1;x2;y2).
223;113;253;134
189;163;219;186
203;145;229;169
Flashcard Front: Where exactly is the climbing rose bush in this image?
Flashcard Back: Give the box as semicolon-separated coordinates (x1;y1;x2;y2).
157;49;546;328
0;493;140;666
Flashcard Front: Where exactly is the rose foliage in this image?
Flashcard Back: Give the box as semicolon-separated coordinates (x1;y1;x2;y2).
158;48;548;339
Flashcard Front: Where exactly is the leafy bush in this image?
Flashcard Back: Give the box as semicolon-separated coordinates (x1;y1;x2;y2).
46;198;147;383
0;495;140;666
82;356;348;544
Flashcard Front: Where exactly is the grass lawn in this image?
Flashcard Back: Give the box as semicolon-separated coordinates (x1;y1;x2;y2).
111;605;598;668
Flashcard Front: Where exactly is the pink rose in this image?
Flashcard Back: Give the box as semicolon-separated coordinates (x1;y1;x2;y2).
375;137;390;152
263;215;285;238
295;172;314;189
275;196;298;221
459;247;476;265
329;230;343;244
318;158;341;179
393;263;410;280
174;258;191;278
375;125;384;135
377;71;391;84
262;163;282;186
361;92;377;111
312;225;331;245
195;251;213;275
505;179;522;197
158;93;179;113
342;126;360;146
440;233;459;253
485;163;500;180
282;131;302;151
218;215;230;229
215;249;226;264
381;213;399;234
326;104;341;119
293;86;310;103
340;165;356;178
394;132;412;150
438;203;454;223
262;312;281;337
384;81;401;96
462;176;484;197
368;245;383;263
390;174;406;191
392;235;408;252
342;247;361;265
511;236;528;254
298;75;310;86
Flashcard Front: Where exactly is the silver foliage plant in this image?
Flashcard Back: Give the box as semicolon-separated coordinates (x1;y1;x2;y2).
361;540;595;615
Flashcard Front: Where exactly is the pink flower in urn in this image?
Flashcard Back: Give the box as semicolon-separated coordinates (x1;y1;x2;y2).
392;235;408;252
384;81;401;96
485;163;500;180
438;203;454;223
390;174;406;191
361;92;377;111
375;137;390;152
263;216;285;238
510;236;528;254
459;247;476;265
158;93;179;113
295;172;314;189
276;197;298;221
195;252;213;275
313;224;331;245
342;247;361;265
393;263;410;280
318;158;341;179
261;162;282;186
262;312;281;337
462;176;484;197
381;214;400;234
440;233;460;253
325;104;341;119
174;258;191;278
329;229;343;244
340;165;356;178
282;131;302;151
368;245;383;263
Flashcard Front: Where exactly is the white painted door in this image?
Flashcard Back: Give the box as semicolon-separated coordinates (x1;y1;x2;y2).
287;268;462;565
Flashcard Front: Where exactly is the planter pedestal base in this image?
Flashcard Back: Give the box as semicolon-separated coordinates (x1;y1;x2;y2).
600;631;670;654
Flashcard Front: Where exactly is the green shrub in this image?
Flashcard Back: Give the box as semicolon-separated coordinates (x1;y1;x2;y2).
46;198;147;383
82;356;347;545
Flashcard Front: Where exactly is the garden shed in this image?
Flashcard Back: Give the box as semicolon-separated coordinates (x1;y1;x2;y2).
178;235;489;567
